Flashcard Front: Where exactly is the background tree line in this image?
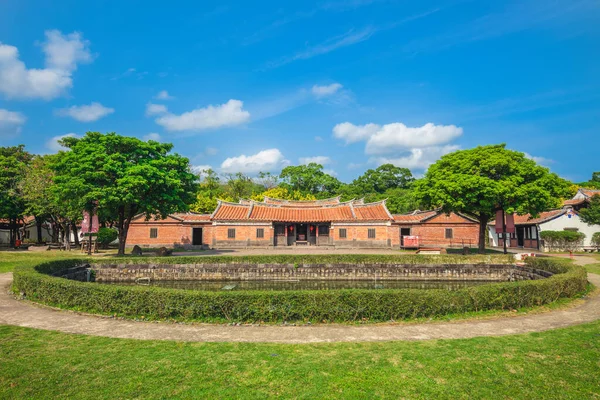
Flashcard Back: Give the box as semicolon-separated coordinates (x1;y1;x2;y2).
1;132;595;254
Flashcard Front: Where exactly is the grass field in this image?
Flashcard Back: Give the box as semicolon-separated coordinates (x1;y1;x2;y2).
1;251;599;398
1;322;599;399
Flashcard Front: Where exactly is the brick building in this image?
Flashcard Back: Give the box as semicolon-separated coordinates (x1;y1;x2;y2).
128;197;480;249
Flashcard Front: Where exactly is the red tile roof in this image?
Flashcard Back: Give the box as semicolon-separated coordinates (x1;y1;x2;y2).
581;189;600;197
513;209;566;225
564;198;586;206
172;213;212;222
393;210;438;223
211;200;392;222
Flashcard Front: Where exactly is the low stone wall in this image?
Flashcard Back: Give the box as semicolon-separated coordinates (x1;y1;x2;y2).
90;263;550;282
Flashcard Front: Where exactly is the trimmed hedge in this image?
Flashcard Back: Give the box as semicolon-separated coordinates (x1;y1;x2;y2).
94;253;516;266
12;256;587;323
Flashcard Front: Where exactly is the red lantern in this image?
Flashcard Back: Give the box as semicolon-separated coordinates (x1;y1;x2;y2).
310;225;315;232
288;226;294;232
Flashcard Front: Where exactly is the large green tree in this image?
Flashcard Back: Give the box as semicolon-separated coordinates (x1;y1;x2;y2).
0;145;32;247
52;132;197;255
414;144;573;253
351;164;414;194
577;172;600;190
20;155;82;248
280;163;342;197
579;195;600;226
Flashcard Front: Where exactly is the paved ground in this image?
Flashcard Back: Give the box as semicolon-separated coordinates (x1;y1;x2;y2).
1;256;598;343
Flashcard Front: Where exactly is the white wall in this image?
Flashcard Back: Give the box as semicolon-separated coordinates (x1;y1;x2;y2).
539;212;599;247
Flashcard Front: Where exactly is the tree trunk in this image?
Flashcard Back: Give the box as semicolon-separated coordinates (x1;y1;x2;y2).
117;205;137;256
478;215;489;254
50;220;59;243
35;217;43;244
9;218;16;248
72;222;79;246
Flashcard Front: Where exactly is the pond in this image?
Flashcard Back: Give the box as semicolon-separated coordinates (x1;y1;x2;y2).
98;279;495;291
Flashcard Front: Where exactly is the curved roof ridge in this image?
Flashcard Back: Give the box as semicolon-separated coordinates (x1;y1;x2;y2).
249;198;357;208
263;195;341;204
352;199;387;207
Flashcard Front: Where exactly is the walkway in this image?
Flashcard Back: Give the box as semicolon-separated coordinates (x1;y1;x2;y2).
1;257;598;343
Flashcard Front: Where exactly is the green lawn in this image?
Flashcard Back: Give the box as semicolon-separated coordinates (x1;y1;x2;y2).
0;250;102;273
0;323;599;399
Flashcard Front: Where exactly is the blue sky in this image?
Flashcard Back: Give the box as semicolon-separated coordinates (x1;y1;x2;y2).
0;0;598;182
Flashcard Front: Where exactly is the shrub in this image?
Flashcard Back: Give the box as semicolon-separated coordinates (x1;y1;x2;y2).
92;253;516;266
540;230;586;252
96;228;118;249
12;256;587;324
591;232;600;249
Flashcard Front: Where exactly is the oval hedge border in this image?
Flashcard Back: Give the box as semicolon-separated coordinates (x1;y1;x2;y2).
12;256;587;324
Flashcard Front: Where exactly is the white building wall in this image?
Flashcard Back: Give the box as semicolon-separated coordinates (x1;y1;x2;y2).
539;212;599;247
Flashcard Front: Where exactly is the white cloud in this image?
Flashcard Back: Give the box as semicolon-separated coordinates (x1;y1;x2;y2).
143;132;161;141
145;103;168;116
333;122;380;143
56;102;114;122
46;133;79;152
334;120;463;170
299;156;332;165
191;164;213;176
323;168;338;177
312;83;343;97
0;108;25;136
205;147;218;156
333;121;463;155
314;136;323;142
266;27;375;68
220;148;289;174
524;152;553;166
155;90;174;100
0;30;92;100
155;99;250;132
370;145;460;170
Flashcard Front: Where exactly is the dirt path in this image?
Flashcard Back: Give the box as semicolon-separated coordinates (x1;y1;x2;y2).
1;257;598;343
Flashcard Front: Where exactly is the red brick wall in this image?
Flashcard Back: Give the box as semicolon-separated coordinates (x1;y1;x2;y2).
331;224;391;247
128;222;211;247
395;213;480;248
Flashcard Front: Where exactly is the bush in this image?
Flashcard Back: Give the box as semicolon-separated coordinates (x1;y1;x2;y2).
540;230;586;252
591;232;600;249
93;253;516;266
12;256;587;324
96;228;118;249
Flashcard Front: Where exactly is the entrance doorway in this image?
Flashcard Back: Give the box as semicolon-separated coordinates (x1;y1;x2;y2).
400;228;411;247
296;223;308;242
516;226;525;247
192;228;203;245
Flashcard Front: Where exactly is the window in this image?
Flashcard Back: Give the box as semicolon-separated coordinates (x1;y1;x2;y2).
227;228;236;239
445;228;453;239
368;228;376;239
150;228;158;238
318;225;329;236
256;228;264;238
339;228;347;239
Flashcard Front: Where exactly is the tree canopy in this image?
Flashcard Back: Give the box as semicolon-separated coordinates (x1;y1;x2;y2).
579;195;600;226
0;145;32;246
577;172;600;190
414;144;573;252
279;163;342;197
350;164;414;194
51;132;197;255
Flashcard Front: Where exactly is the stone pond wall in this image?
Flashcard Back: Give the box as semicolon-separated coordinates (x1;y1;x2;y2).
87;263;553;282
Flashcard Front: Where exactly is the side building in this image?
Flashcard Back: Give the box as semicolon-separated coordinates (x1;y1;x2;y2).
128;197;480;250
487;188;600;251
